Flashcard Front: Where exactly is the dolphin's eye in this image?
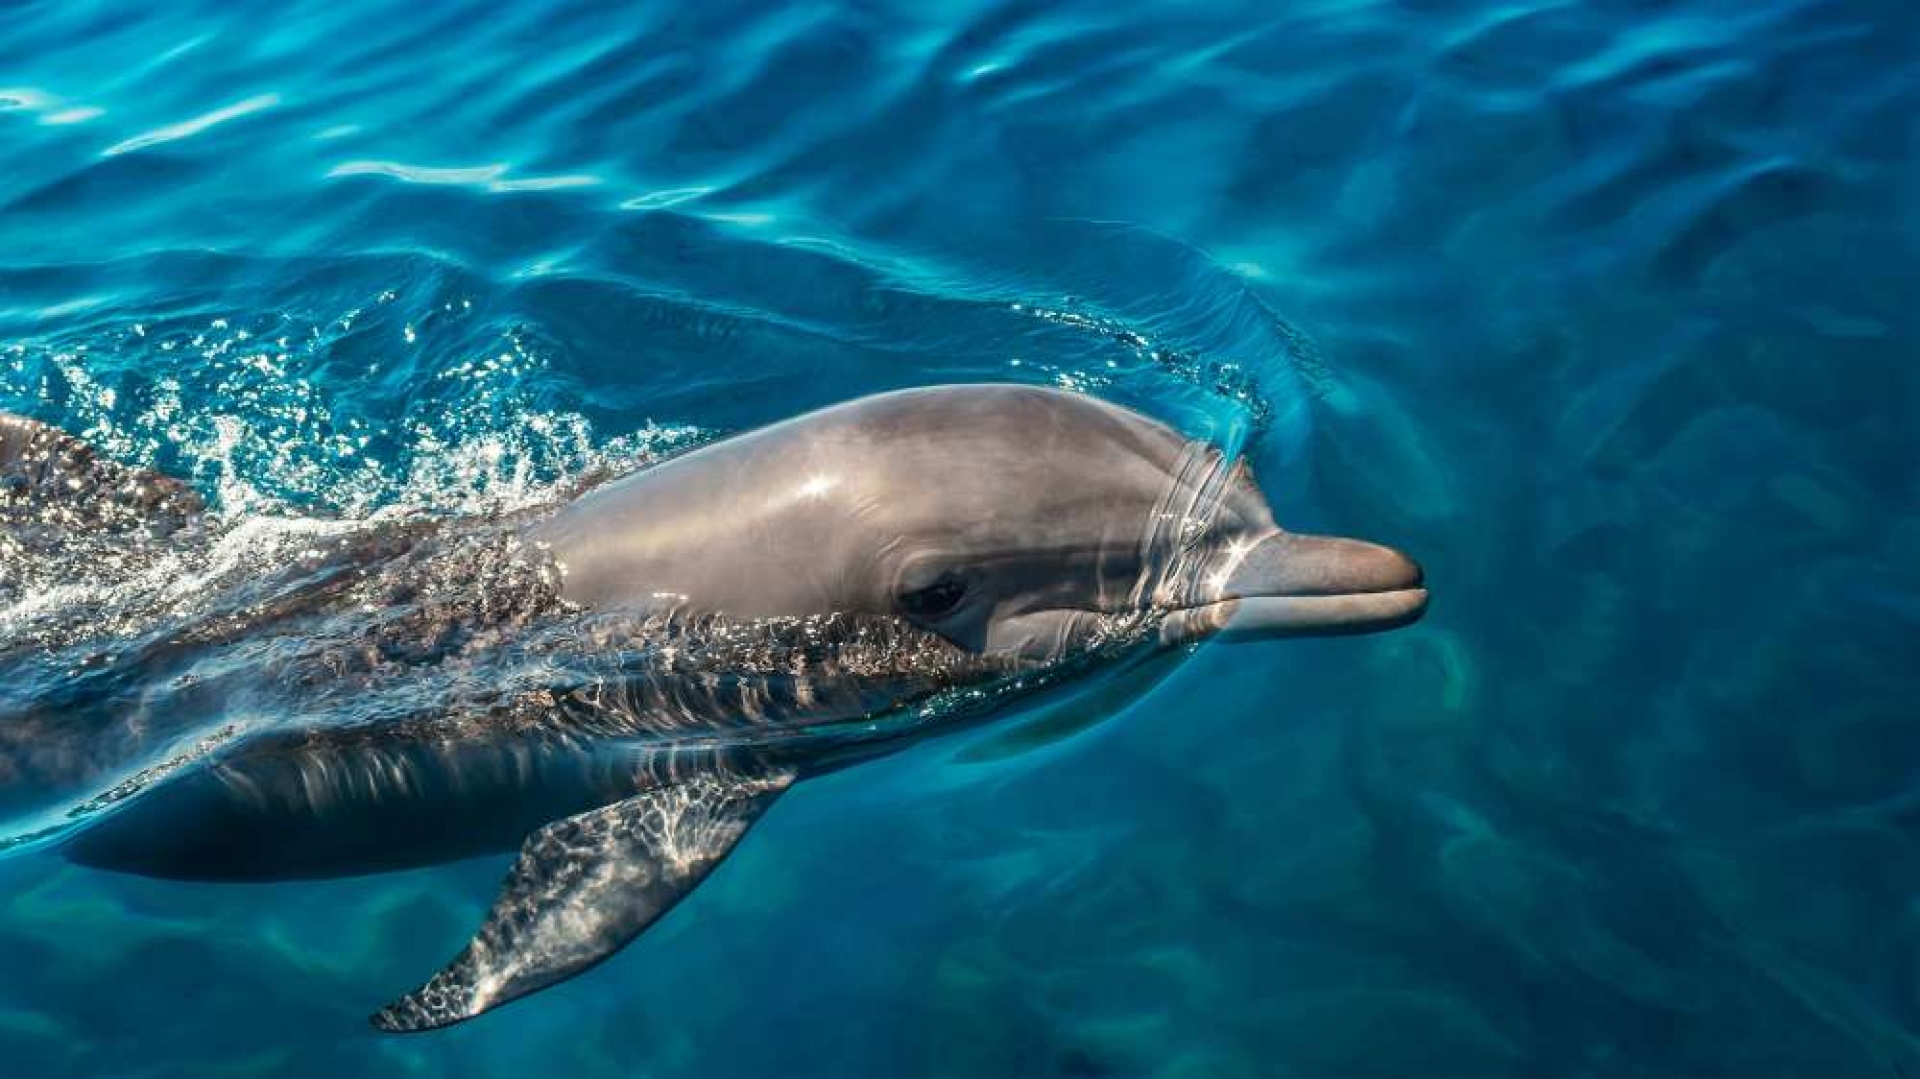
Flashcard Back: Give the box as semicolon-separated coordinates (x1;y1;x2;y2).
898;575;967;619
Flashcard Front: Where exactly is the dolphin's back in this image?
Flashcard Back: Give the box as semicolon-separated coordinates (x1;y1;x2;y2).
0;412;203;542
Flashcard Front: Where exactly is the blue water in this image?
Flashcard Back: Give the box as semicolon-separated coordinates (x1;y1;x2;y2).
2;0;1916;1075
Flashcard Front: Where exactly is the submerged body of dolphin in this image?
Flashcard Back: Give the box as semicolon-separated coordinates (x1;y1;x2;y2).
0;385;1426;1031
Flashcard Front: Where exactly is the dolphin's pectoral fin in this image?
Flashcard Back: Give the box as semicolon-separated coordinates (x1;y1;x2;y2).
369;768;794;1033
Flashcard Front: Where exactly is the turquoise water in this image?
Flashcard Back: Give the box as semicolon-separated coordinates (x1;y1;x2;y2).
2;0;1916;1075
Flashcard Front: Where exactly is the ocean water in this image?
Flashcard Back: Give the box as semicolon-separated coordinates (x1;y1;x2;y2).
1;0;1915;1075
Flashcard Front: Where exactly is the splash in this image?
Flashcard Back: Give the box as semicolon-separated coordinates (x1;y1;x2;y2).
1;285;703;649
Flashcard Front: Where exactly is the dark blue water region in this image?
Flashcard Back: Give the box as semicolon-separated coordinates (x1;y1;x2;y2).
2;0;1917;1076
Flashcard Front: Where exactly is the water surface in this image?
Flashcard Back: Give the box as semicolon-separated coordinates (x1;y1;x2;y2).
2;1;1916;1076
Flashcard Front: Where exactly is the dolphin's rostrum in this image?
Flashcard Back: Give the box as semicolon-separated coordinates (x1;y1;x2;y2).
3;385;1426;1031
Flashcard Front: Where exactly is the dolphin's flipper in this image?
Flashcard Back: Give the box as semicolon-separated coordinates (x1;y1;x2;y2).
370;768;794;1033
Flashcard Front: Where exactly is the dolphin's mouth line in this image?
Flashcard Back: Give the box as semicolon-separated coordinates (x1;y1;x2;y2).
1155;529;1429;643
1160;587;1429;644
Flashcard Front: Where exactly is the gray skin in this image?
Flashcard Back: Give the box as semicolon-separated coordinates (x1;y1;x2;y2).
20;385;1425;1031
532;383;1425;651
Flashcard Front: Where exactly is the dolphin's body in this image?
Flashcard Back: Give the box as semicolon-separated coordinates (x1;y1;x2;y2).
0;385;1425;1031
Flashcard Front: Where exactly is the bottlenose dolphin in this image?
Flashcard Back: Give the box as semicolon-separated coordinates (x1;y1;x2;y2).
0;385;1425;1031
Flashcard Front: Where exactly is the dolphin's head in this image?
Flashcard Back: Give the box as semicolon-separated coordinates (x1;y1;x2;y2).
531;384;1425;667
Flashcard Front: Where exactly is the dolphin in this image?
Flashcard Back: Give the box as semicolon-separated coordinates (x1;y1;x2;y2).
0;384;1425;1031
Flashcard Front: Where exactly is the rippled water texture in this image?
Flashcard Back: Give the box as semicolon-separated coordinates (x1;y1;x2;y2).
2;1;1917;1076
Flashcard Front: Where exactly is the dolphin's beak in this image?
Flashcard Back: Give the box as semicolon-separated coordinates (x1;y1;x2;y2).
1162;531;1428;644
